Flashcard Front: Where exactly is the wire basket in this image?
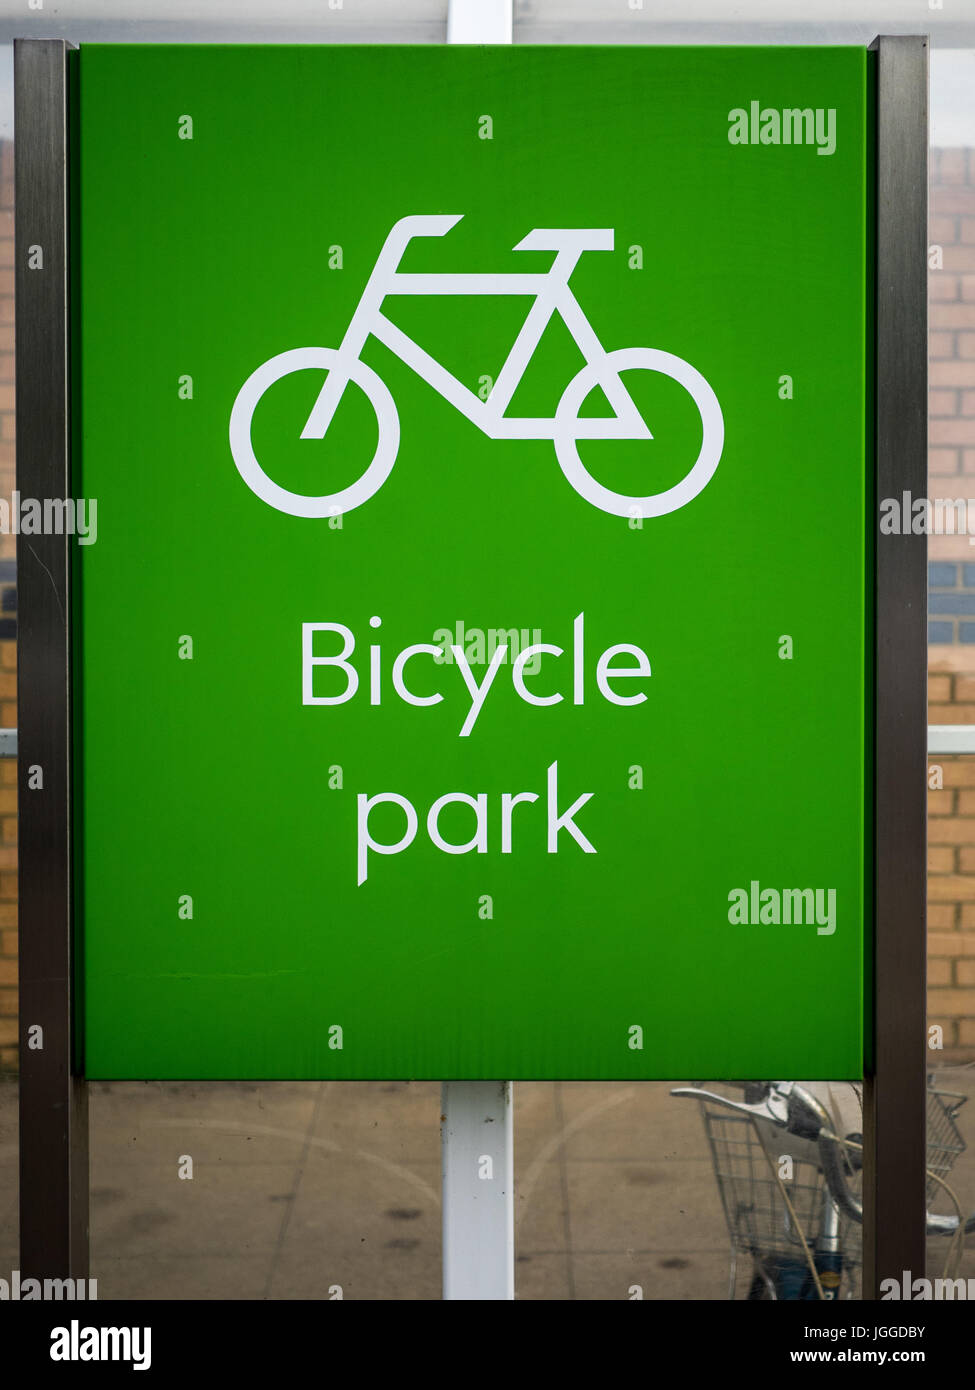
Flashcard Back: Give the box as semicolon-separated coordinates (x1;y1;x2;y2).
697;1081;967;1301
924;1084;967;1205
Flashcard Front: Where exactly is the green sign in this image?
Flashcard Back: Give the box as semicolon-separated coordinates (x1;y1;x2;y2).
77;44;870;1079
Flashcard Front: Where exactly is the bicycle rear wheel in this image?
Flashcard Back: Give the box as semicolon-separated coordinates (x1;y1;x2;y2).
553;346;723;519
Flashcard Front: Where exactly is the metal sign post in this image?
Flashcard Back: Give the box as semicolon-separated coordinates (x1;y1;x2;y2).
15;37;89;1281
864;33;929;1298
441;1082;514;1300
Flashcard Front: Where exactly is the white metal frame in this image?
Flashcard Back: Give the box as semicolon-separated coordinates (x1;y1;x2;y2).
928;725;975;755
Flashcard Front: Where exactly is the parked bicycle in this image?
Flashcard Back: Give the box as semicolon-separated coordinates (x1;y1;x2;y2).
672;1079;972;1300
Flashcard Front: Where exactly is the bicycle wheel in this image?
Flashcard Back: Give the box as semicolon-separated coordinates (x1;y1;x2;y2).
229;346;399;517
553;346;723;519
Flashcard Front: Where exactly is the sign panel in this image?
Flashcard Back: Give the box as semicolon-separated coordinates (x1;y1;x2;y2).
77;44;870;1078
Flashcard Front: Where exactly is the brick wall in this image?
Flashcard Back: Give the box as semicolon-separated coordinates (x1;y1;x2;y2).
0;138;16;1071
927;146;975;1059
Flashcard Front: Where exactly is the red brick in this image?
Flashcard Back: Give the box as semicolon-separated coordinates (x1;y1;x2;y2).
932;190;975;217
0;957;16;986
931;361;975;388
963;218;975;245
931;788;957;816
929;959;953;986
923;986;975;1014
930;389;958;417
959;1019;975;1046
932;931;975;958
962;334;975;360
928;931;975;957
938;150;968;185
930;330;955;357
929;446;959;475
930;275;959;302
932;215;958;244
927;876;975;901
958;960;975;985
931;304;975;330
946;247;975;274
934;746;975;775
929;821;975;847
927;906;957;931
930;846;956;873
928;674;953;701
930;419;975;446
928;704;975;724
958;846;975;872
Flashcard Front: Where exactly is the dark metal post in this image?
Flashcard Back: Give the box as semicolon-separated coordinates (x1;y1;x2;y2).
15;38;88;1279
864;34;929;1298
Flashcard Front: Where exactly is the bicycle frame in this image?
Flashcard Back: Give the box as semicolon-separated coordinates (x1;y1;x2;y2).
299;214;652;444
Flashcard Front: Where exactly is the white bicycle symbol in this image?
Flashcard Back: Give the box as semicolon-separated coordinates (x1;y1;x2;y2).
229;214;724;519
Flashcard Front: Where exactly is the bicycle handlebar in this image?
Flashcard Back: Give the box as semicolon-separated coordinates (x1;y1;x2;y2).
671;1083;975;1237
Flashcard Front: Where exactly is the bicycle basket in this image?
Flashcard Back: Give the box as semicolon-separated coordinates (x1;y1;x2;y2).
699;1100;863;1300
925;1083;967;1206
695;1080;969;1299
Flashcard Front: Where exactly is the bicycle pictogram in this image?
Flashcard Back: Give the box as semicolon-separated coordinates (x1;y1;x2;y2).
229;214;724;518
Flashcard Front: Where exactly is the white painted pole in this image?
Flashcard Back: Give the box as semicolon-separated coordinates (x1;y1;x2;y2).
441;0;515;1306
441;1081;514;1300
447;0;513;45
